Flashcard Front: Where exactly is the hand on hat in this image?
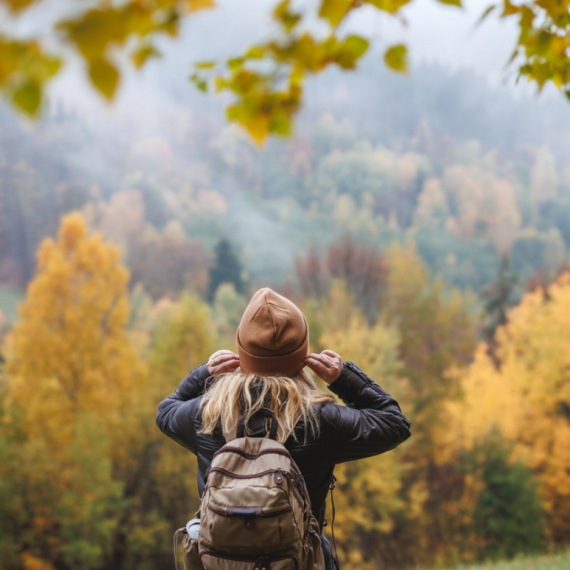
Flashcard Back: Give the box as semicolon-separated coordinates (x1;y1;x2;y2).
207;350;240;376
305;350;343;384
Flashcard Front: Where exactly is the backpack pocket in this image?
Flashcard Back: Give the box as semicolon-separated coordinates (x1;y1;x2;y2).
202;504;299;553
173;529;204;570
182;533;205;570
200;551;298;570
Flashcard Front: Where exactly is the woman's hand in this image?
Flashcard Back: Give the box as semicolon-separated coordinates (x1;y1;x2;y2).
305;350;343;384
207;350;240;376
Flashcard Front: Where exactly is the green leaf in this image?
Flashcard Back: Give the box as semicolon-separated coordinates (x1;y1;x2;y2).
88;58;119;100
190;73;208;92
384;43;408;73
12;80;41;115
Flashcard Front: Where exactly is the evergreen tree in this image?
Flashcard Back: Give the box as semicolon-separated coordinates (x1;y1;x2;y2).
480;254;518;343
462;429;545;561
208;238;244;302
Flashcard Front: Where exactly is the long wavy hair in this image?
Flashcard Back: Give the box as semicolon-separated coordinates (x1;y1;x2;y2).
199;368;335;443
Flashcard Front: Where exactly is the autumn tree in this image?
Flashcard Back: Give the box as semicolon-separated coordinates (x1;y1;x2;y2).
211;283;247;349
311;280;408;569
377;243;478;567
303;245;478;568
295;235;386;322
295;243;330;301
0;213;151;570
447;272;570;544
145;292;215;554
129;230;212;299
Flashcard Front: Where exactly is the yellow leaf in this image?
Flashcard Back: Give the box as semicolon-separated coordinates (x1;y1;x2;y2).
132;44;161;69
12;80;41;115
195;60;216;69
241;111;270;146
435;0;462;7
368;0;412;14
336;35;369;68
384;43;408;73
88;57;119;100
319;0;354;27
186;0;216;12
4;0;35;13
245;46;265;59
273;0;301;31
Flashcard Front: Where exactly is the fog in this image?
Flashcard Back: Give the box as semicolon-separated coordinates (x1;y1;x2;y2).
1;0;570;309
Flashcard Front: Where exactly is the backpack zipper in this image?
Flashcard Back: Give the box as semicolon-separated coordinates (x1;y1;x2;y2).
208;467;282;480
200;550;299;570
207;504;292;518
213;446;293;461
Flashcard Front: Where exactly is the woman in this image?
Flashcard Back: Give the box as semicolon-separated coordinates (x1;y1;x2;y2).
157;287;411;569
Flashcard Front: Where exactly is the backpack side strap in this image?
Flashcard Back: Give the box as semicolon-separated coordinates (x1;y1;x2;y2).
173;528;185;570
330;475;340;569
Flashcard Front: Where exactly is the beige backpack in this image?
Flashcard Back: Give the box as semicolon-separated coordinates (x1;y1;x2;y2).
175;410;325;570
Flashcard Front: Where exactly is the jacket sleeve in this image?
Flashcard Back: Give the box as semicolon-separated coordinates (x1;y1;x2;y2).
322;361;411;464
155;363;211;454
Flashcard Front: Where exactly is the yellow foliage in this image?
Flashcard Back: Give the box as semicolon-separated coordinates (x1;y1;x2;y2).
20;553;54;570
3;212;148;460
149;291;215;388
448;273;570;540
316;280;410;565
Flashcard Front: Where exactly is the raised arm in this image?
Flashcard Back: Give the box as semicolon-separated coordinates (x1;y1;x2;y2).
155;363;210;453
156;350;240;452
318;359;411;465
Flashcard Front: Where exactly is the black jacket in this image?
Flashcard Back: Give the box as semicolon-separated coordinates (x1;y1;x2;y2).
156;360;411;529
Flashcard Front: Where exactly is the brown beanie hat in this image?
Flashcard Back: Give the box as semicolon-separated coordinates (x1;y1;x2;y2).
236;288;309;377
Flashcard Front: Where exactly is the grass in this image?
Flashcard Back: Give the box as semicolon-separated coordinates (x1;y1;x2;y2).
0;286;23;323
445;550;570;570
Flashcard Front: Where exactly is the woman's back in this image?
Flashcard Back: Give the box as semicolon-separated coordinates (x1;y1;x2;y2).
156;288;411;570
157;360;410;525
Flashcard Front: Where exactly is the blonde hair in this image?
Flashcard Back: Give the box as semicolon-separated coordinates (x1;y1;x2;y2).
199;368;335;443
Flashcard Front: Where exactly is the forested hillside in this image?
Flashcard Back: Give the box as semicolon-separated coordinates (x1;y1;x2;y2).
1;59;570;306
